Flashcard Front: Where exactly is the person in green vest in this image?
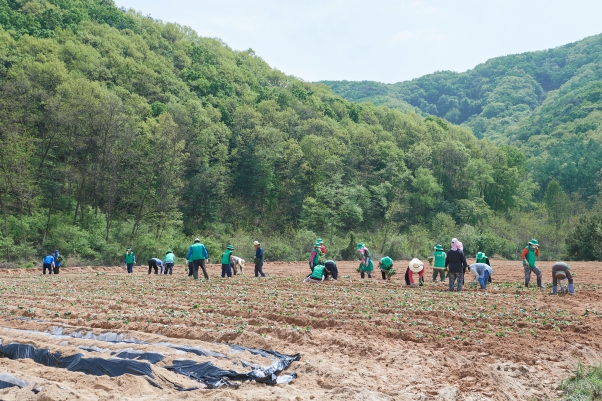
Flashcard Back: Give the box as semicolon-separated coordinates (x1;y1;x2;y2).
124;248;136;274
303;264;326;283
221;245;234;278
432;244;446;282
521;239;542;288
309;242;322;272
186;238;210;280
378;256;395;281
357;243;373;279
164;250;175;275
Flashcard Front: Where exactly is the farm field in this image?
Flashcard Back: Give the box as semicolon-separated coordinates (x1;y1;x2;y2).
0;260;601;400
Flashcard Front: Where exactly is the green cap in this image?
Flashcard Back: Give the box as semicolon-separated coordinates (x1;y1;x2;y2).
317;238;324;243
227;245;234;250
357;242;364;250
434;244;443;251
528;239;539;246
476;251;484;259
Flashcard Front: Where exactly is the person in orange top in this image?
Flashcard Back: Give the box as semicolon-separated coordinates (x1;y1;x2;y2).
521;239;543;288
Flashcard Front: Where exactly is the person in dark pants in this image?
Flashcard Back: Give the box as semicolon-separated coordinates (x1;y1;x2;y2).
550;262;575;294
124;248;136;274
148;258;162;274
187;256;194;277
164;250;175;275
254;241;266;277
186;238;210;280
42;254;55;275
445;240;468;292
221;245;234;279
379;256;395;281
53;250;63;274
324;260;338;280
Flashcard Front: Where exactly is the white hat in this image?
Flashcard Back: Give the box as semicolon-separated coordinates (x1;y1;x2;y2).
194;238;200;242
409;258;424;273
253;241;260;246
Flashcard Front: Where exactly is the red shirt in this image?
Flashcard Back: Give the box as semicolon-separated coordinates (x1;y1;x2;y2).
521;247;539;260
408;269;424;284
320;245;326;255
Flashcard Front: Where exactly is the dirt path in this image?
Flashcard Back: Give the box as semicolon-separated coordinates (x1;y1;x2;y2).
0;259;600;400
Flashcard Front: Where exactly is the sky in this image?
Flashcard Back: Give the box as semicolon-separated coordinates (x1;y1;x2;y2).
115;0;602;84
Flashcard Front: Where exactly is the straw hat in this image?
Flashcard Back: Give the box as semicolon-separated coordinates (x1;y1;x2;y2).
408;258;424;273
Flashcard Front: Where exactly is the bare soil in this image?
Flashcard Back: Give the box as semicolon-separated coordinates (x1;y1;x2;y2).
0;259;600;400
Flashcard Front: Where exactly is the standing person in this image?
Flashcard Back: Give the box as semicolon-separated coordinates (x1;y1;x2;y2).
550;262;575;295
317;238;327;258
42;254;55;275
405;258;425;286
254;241;266;277
521;239;542;288
469;263;493;290
124;248;136;274
432;244;446;282
186;238;209;280
324;260;338;280
53;250;63;274
357;243;373;279
164;250;175;275
309;242;322;272
446;239;468;292
147;258;163;274
221;245;234;279
378;256;395;281
231;255;245;275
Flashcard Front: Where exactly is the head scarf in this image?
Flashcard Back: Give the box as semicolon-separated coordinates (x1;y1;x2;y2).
451;238;462;251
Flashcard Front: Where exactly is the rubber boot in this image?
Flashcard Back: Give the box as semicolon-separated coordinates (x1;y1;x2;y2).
550;286;557;295
568;283;575;294
525;281;530;288
537;277;543;288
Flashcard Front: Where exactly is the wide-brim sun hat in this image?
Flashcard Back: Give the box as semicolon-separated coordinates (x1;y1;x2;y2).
253;241;260;246
194;238;200;242
528;239;539;246
357;243;364;250
476;251;484;259
434;244;443;251
227;245;234;250
317;238;324;243
166;250;172;254
409;258;424;273
555;271;567;280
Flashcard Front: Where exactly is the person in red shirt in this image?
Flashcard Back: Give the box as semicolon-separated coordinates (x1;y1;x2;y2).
405;258;425;287
317;238;326;257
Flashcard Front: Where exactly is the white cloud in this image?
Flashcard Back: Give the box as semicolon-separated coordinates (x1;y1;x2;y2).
391;29;446;44
391;30;418;43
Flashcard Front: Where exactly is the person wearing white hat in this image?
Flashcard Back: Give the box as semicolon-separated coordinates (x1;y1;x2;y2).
405;258;425;286
186;238;209;280
254;241;266;277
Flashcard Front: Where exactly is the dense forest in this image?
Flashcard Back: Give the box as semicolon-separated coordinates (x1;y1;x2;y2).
0;0;593;265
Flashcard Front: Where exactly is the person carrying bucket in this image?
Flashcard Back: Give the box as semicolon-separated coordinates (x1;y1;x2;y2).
405;258;425;286
521;239;543;288
356;243;373;279
431;244;446;282
550;262;575;295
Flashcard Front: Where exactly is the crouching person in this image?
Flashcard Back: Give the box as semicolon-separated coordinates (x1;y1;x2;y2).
379;256;396;281
550;262;575;295
324;260;338;280
469;263;493;290
231;255;245;275
405;258;425;287
148;258;162;274
304;264;327;283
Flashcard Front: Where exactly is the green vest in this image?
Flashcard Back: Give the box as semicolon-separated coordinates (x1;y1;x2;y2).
164;252;175;263
125;252;135;264
190;243;205;261
310;248;320;265
526;247;537;268
310;265;325;280
360;250;374;271
433;251;446;268
221;249;232;264
380;256;393;270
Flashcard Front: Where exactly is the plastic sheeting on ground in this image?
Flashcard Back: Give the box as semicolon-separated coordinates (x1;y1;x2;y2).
0;373;29;390
0;341;160;388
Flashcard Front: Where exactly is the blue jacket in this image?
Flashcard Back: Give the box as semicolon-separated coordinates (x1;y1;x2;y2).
255;247;264;264
43;255;54;265
53;251;61;267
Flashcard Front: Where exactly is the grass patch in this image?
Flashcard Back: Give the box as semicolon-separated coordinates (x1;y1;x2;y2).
560;362;602;400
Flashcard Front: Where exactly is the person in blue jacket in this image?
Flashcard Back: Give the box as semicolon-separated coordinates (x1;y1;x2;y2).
254;241;266;277
42;254;55;275
53;249;63;274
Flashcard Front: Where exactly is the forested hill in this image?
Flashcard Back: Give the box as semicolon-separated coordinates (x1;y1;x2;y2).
323;33;602;203
0;0;583;265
